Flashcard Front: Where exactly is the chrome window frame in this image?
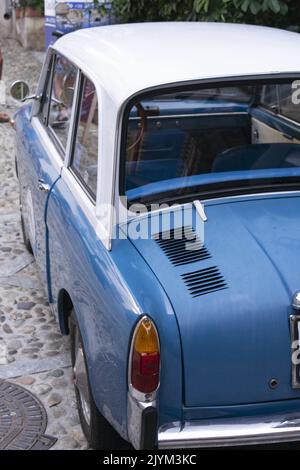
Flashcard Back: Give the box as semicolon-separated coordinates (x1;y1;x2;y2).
30;49;80;176
68;71;99;204
37;50;80;161
38;53;54;128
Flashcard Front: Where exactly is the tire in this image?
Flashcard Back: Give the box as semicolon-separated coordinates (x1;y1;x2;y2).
69;310;128;450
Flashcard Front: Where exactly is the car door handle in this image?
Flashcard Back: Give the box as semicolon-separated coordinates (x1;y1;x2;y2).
38;178;50;192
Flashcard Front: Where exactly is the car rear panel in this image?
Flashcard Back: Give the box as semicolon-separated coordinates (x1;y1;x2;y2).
126;194;300;407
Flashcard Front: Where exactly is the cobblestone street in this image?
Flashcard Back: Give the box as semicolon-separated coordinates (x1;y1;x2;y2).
0;38;87;450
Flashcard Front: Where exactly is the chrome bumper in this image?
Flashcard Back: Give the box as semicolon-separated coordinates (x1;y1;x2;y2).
127;393;158;450
158;413;300;448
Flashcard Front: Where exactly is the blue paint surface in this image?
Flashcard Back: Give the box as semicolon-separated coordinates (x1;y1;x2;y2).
14;99;300;441
128;195;300;407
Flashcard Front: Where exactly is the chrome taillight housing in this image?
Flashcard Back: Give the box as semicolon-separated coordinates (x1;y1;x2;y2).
129;316;160;397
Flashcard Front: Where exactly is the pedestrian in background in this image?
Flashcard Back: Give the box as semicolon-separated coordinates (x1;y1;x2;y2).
0;48;12;123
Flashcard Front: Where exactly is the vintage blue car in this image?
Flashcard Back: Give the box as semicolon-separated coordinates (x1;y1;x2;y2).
11;22;300;449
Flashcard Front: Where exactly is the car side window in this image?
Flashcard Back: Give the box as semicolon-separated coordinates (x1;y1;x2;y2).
48;53;77;151
259;85;279;113
71;76;98;199
278;83;300;123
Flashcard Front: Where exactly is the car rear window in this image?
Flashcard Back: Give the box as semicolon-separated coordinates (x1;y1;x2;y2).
121;78;300;205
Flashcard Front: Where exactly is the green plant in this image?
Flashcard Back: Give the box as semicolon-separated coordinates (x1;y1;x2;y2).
111;0;296;27
17;0;44;13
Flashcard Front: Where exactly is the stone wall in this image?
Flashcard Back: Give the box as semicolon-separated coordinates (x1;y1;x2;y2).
0;2;13;38
0;5;45;51
15;10;45;51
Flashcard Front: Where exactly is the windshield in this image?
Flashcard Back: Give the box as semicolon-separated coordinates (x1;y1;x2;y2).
122;79;300;204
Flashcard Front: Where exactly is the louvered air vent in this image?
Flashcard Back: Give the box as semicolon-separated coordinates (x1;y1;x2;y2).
154;226;211;267
182;266;228;298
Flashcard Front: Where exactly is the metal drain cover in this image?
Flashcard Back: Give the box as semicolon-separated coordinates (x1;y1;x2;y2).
0;379;56;450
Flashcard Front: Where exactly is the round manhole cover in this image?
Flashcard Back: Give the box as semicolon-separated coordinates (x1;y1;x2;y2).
0;379;56;450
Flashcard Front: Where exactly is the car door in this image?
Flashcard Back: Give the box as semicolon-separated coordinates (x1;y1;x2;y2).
16;50;79;286
45;75;140;431
46;73;100;307
251;83;300;144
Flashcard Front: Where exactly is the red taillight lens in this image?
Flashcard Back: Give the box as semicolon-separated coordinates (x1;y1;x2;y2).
131;317;160;394
132;350;160;393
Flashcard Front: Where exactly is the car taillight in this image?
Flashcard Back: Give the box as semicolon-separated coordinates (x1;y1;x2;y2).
131;317;160;394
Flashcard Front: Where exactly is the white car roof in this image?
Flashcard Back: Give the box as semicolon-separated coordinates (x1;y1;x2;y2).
53;22;300;106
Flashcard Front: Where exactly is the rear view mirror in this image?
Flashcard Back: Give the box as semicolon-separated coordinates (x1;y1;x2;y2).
10;81;30;102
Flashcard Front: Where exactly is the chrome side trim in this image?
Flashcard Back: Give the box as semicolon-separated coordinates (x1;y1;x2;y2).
158;413;300;448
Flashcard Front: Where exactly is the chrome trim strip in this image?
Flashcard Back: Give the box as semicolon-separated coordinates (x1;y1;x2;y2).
122;190;300;225
64;68;81;168
199;189;300;206
129;112;248;121
158;413;300;448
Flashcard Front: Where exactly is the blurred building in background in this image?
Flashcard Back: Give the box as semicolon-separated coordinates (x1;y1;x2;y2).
0;1;14;38
0;1;112;50
45;1;112;48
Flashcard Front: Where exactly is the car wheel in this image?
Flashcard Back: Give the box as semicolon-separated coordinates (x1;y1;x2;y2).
69;310;128;450
20;199;33;254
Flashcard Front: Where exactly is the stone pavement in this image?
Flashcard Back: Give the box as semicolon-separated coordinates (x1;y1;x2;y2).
0;38;87;450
